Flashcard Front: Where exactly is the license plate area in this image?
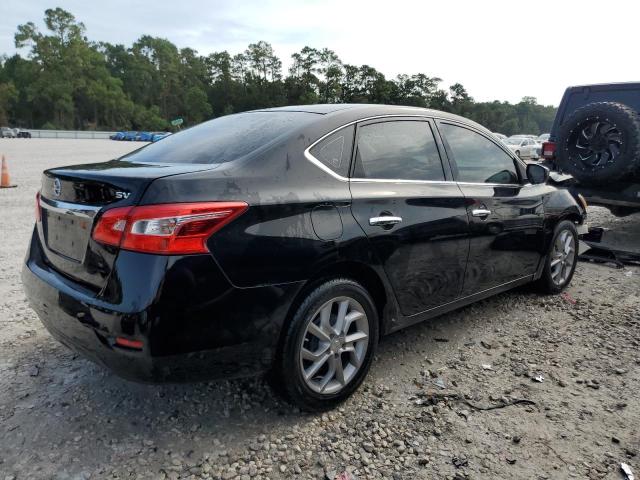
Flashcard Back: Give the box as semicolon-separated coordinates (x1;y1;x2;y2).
41;198;100;263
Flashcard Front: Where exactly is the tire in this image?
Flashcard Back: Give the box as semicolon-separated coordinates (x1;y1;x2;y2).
515;150;521;157
556;102;640;184
535;220;578;294
274;278;379;411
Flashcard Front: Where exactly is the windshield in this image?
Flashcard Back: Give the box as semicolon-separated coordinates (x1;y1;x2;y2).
122;111;319;164
505;138;523;145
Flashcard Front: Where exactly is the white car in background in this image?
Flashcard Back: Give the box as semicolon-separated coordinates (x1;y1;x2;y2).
504;136;541;159
537;133;550;142
1;127;16;138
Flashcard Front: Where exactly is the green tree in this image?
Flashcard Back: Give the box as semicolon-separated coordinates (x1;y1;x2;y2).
2;8;558;134
184;86;212;123
15;8;132;129
0;81;18;125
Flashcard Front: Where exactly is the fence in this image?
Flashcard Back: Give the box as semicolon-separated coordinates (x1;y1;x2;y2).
26;129;117;140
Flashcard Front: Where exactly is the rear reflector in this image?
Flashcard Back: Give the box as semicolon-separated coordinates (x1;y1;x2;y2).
92;202;248;254
542;141;557;159
115;337;143;350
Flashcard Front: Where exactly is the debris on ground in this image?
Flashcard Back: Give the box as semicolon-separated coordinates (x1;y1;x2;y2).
432;377;446;389
561;292;577;304
621;463;635;480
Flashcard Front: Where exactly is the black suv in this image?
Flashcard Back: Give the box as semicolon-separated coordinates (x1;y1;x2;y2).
23;104;586;410
541;82;640;216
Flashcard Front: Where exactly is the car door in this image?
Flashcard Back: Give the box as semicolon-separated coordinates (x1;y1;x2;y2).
349;118;470;317
436;121;545;295
525;139;536;158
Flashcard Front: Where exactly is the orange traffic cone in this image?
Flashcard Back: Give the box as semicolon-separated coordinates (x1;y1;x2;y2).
1;155;17;188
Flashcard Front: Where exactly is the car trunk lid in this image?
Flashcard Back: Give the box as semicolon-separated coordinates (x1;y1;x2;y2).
38;160;219;291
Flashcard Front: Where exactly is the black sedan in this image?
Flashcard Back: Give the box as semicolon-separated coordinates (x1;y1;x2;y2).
23;104;586;410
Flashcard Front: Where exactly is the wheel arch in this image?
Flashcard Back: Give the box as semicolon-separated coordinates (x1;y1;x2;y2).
273;260;393;363
541;212;582;262
560;211;583;225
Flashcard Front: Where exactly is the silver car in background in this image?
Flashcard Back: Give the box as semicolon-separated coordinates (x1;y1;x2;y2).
1;127;16;138
504;136;541;159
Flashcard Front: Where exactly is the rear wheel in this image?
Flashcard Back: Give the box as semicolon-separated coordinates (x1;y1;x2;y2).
556;102;640;184
535;220;578;294
274;279;379;411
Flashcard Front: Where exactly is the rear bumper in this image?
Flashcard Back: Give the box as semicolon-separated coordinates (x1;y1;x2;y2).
22;229;303;382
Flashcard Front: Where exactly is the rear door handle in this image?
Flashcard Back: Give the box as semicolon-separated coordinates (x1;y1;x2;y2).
369;216;403;227
471;208;491;217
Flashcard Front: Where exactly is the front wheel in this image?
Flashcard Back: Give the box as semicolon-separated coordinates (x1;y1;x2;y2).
274;278;379;411
535;220;578;293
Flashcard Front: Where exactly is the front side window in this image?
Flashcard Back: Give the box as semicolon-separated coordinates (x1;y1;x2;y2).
353;121;445;181
309;125;355;177
440;123;519;184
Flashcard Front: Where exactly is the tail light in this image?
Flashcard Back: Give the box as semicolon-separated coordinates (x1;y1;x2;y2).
92;202;248;254
114;337;143;350
542;141;557;159
35;191;41;222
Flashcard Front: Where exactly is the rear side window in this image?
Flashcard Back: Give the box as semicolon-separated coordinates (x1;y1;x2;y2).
122;111;318;164
439;123;519;184
353;121;445;181
309;125;355;177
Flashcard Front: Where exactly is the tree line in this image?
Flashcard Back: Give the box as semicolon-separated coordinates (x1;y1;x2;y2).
0;8;556;135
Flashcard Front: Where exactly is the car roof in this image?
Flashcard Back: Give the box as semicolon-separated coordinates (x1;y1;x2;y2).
251;104;490;134
564;81;640;90
252;104;359;114
253;103;470;119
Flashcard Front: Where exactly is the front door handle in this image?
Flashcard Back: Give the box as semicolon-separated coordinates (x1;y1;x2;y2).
369;216;403;227
471;208;491;217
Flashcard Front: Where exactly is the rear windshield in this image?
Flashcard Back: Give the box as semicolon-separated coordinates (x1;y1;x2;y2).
122;111;319;164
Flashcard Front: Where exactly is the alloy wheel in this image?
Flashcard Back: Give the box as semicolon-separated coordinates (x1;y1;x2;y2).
299;296;369;395
550;229;576;286
569;118;622;170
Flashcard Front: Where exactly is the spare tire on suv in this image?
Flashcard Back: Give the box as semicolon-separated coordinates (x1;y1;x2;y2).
556;101;640;184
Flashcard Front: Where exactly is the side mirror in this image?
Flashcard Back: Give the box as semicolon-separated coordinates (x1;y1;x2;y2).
527;163;550;185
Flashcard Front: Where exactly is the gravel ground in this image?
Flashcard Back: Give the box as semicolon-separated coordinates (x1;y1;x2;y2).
1;139;639;480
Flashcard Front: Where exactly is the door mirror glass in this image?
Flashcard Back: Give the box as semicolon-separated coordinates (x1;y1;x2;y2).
527;163;549;184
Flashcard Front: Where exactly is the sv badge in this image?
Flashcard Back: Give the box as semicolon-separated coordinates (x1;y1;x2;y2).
115;191;131;199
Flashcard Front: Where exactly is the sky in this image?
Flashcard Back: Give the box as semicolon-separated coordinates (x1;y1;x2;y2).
1;0;637;106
